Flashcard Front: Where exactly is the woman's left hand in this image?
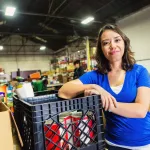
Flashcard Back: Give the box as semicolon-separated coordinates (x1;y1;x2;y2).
84;89;116;112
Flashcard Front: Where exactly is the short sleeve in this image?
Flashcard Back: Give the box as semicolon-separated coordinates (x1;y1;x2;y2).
79;71;99;84
137;67;150;88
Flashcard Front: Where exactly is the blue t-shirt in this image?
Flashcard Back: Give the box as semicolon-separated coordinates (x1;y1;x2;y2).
79;64;150;147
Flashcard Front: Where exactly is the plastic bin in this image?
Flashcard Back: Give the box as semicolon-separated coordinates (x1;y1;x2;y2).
13;94;105;150
34;90;58;96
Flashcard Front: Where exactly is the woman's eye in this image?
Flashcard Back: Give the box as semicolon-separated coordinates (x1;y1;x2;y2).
103;42;109;46
115;39;121;42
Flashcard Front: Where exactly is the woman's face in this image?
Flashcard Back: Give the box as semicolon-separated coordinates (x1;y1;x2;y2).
100;29;125;63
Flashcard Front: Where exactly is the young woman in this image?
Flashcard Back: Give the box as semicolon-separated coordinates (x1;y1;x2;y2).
58;24;150;150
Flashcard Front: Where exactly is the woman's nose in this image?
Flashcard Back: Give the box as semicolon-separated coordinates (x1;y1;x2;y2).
109;41;116;49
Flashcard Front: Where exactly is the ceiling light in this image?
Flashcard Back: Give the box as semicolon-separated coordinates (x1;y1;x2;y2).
78;51;80;53
40;46;46;50
5;6;16;16
81;16;94;24
33;36;47;43
0;46;3;50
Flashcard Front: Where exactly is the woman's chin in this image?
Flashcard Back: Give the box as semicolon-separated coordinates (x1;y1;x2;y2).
109;57;122;63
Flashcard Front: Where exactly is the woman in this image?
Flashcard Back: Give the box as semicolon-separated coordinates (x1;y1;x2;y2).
58;24;150;150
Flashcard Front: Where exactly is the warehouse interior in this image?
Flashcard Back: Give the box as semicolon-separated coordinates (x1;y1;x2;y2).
0;0;150;150
0;0;150;73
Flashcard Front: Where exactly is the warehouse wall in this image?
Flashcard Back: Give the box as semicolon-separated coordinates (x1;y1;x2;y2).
117;6;150;71
0;55;52;74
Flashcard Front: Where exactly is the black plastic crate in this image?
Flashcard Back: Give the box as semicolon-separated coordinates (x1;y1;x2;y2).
13;94;105;150
34;90;58;96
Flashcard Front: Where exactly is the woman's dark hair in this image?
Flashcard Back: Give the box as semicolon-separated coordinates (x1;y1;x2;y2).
95;24;135;74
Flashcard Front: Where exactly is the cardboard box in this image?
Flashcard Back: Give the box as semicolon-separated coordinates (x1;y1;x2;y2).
0;102;23;150
13;135;21;150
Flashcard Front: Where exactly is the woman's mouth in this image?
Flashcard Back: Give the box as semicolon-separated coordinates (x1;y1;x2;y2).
110;50;119;55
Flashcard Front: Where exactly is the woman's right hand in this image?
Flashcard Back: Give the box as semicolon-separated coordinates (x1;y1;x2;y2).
87;84;117;111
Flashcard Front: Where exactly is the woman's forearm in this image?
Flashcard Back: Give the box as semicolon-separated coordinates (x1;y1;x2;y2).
111;102;148;118
58;82;94;99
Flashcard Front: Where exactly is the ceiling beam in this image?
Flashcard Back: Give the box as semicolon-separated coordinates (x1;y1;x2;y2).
1;44;41;46
0;32;65;38
0;10;102;24
42;0;68;30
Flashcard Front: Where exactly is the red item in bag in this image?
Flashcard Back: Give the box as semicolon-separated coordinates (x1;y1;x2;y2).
79;116;94;144
63;115;73;149
72;116;81;147
72;114;94;146
44;124;61;150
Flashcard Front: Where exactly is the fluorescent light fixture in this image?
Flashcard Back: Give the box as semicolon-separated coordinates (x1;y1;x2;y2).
40;46;46;50
81;16;94;24
33;36;47;43
5;6;16;16
0;46;3;50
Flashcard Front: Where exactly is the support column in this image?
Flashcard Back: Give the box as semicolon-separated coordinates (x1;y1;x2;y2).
86;36;91;71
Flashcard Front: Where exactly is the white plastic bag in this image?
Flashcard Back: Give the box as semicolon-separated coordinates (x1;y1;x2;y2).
16;82;34;99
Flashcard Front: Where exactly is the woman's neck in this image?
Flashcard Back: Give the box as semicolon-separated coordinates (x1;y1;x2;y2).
110;61;123;72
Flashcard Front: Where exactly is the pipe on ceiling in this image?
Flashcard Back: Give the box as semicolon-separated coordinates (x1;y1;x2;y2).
0;10;102;24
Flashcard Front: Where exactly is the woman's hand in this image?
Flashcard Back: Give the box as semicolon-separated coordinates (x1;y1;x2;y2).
100;89;117;111
85;84;117;111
